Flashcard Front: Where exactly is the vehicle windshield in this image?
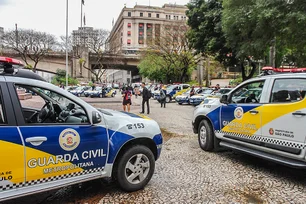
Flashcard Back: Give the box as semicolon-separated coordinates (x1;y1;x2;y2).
38;88;78;108
166;85;175;90
95;87;102;91
219;89;231;94
203;89;213;94
75;87;83;90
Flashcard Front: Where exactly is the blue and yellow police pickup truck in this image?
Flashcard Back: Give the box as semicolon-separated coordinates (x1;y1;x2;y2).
192;70;306;168
0;57;163;201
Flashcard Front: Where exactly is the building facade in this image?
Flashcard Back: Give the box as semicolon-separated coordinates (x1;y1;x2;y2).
108;3;188;54
72;27;99;46
107;4;188;83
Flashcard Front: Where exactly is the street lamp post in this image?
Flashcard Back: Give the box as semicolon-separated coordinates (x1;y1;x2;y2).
65;0;69;87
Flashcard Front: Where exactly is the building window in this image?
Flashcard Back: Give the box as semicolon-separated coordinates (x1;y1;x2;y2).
138;23;144;45
148;13;151;17
140;12;143;17
169;15;171;20
184;16;187;20
166;15;168;19
127;31;131;36
128;12;131;17
127;23;131;28
127;70;131;74
127;39;131;45
181;16;184;20
156;14;160;18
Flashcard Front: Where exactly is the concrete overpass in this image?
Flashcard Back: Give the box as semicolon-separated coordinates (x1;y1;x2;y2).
2;50;141;82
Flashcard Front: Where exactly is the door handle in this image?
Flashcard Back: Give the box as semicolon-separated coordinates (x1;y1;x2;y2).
249;110;259;115
25;137;47;146
292;112;306;116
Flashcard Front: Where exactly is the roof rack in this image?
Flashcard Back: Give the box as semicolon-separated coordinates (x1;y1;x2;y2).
260;66;306;76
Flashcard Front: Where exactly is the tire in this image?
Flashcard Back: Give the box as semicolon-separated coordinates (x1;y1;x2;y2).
166;96;171;103
178;103;182;105
112;93;115;97
198;120;214;151
115;145;155;192
99;93;102;98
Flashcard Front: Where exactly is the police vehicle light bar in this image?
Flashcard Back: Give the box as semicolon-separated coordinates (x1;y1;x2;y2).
262;66;306;73
0;56;24;65
260;66;306;76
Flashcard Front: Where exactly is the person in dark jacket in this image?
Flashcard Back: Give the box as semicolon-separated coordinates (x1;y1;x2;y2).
159;87;167;108
140;82;150;114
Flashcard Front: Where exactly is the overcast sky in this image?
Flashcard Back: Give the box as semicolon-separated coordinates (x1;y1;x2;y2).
0;0;190;39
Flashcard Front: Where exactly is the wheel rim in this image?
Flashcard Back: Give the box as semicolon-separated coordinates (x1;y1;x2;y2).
166;97;170;103
199;125;207;146
125;154;150;185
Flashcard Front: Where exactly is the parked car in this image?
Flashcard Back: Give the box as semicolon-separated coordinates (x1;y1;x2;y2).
70;86;91;97
0;56;163;201
105;88;117;97
192;72;306;168
90;87;103;98
156;84;190;103
175;88;201;105
189;89;214;106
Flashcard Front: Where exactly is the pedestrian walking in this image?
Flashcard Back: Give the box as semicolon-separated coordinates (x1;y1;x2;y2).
140;82;150;114
190;86;196;97
122;87;132;112
159;87;167;108
134;85;139;99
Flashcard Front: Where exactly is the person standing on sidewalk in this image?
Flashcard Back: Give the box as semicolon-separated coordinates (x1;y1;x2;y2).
140;82;150;114
122;87;132;112
159;87;167;108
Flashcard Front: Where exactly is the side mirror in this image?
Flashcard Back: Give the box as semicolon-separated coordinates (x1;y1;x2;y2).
220;95;229;104
92;111;102;124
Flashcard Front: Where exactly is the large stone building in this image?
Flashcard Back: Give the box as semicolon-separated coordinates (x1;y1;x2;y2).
72;27;98;46
107;3;188;84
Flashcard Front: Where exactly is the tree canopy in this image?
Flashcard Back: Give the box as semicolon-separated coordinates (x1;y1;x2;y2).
187;0;306;81
2;29;57;71
138;22;197;83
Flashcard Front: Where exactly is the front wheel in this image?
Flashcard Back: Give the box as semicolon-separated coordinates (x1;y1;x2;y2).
198;120;214;151
166;96;171;103
115;145;155;192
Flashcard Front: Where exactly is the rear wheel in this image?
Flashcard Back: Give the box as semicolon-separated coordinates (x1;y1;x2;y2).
198;120;214;151
115;145;155;192
178;103;182;105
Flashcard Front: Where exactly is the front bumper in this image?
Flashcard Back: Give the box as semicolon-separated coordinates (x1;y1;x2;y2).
192;121;198;134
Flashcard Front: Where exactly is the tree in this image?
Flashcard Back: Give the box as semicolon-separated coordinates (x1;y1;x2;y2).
57;35;73;52
187;0;258;82
79;29;122;82
2;29;57;72
222;0;306;69
139;22;197;83
51;69;78;85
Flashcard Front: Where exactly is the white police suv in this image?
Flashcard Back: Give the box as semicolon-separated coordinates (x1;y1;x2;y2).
193;70;306;168
0;57;163;201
